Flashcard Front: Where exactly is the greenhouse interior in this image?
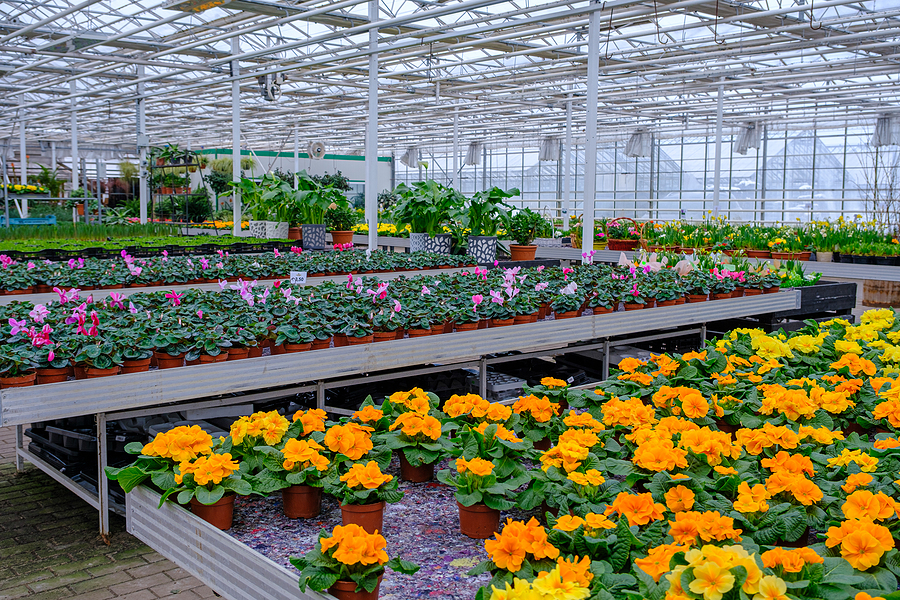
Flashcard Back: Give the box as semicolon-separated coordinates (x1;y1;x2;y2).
2;0;900;599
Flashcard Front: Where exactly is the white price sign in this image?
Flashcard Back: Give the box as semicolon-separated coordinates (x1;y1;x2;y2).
289;271;308;286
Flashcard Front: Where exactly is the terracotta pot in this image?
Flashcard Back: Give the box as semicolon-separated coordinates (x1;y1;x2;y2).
537;302;550;320
333;334;349;347
73;365;87;380
744;288;763;296
199;353;228;364
374;331;396;343
121;358;152;374
555;310;580;319
732;288;745;298
36;366;69;384
288;227;302;240
86;366;120;378
508;244;537;261
443;321;454;334
329;575;382;600
6;287;33;295
623;302;645;311
34;284;52;294
226;347;250;361
282;485;322;519
770;252;795;260
272;344;286;355
190;494;235;530
311;337;332;350
675;297;686;305
341;501;385;534
455;322;478;332
746;250;770;259
656;299;677;307
513;314;533;325
712;293;733;300
154;351;185;369
331;231;354;246
395;329;406;340
457;501;500;539
407;328;432;338
686;294;708;303
763;286;780;294
0;372;36;389
283;342;312;353
489;318;515;327
248;346;264;358
477;319;489;329
607;239;640;251
348;334;374;345
399;453;435;482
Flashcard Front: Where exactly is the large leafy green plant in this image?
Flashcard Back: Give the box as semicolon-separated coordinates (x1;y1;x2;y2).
392;180;464;235
228;177;266;220
295;170;346;225
458;187;519;236
506;208;547;245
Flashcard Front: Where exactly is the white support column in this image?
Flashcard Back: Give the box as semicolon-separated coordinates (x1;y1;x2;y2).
50;142;56;174
231;37;242;236
293;128;299;190
70;81;79;196
19;95;27;217
581;2;601;262
136;64;148;224
364;0;379;254
452;107;459;188
712;79;724;217
563;100;572;230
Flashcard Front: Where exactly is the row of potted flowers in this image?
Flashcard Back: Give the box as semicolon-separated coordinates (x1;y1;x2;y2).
0;249;475;293
0;261;789;386
110;306;900;599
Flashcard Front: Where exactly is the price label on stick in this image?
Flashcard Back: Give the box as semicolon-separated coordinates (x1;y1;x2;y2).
290;271;308;286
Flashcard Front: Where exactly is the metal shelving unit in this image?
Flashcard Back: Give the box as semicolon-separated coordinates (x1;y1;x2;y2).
6;291;800;535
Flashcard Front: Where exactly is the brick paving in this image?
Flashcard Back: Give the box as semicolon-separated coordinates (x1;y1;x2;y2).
0;426;217;600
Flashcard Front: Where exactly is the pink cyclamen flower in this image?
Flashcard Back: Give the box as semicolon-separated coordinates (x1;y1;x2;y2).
536;265;545;272
218;280;228;291
490;290;504;304
535;282;549;292
273;280;282;288
162;250;168;261
197;310;203;319
26;262;35;270
29;304;49;323
472;294;483;306
421;285;431;295
109;293;125;310
393;299;402;313
47;350;55;362
165;290;183;306
128;302;138;314
8;318;26;336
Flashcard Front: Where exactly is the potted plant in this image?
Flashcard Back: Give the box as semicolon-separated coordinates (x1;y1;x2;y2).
606;218;643;251
437;453;523;539
392;180;463;254
291;524;419;600
168;450;251;530
505;208;545;261
326;203;358;246
295;170;342;250
0;343;39;388
254;436;331;518
325;460;403;534
229;177;266;236
383;411;448;482
259;173;294;239
457;187;518;263
67;188;87;216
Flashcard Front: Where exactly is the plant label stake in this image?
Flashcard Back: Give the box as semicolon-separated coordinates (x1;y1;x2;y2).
290;271;308;286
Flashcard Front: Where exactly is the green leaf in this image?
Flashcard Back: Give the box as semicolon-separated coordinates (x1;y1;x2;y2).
305;570;340;592
105;465;149;493
194;485;226;505
456;491;483;506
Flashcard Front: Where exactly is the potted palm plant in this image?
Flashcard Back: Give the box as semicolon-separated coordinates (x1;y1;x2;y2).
392;180;463;254
505;208;546;261
457;187;518;263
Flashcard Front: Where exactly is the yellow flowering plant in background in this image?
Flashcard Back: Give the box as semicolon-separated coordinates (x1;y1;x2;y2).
291;523;419;593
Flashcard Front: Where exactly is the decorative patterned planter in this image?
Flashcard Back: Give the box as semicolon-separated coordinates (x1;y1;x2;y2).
409;233;452;254
248;220;268;239
467;236;498;263
301;224;326;250
265;221;289;239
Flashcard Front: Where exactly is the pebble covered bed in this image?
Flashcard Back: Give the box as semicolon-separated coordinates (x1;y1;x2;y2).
227;456;537;599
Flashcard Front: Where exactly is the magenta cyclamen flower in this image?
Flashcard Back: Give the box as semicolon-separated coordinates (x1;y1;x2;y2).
165;290;183;306
490;290;504;304
29;304;49;323
8;318;26;336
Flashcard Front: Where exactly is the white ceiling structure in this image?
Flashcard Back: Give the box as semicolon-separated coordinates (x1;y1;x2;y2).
0;0;899;155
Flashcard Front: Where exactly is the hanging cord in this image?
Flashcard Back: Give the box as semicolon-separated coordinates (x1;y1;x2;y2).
653;0;668;45
809;0;822;30
713;0;726;44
